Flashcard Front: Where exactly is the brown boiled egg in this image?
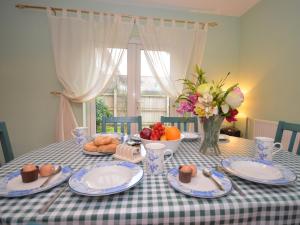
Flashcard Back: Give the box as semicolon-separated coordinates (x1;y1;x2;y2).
39;163;55;177
22;163;37;172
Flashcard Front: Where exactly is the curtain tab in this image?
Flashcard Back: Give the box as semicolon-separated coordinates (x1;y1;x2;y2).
159;18;163;27
46;7;52;15
62;8;67;17
134;16;139;25
133;16;137;24
204;23;208;31
146;17;150;25
76;10;81;18
146;17;155;25
114;14;121;23
88;11;94;20
99;12;103;21
172;20;175;27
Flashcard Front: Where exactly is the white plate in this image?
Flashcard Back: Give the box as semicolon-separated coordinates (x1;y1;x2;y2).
221;157;297;185
82;149;113;156
0;165;73;197
69;161;143;196
167;165;232;198
182;132;200;141
219;134;229;141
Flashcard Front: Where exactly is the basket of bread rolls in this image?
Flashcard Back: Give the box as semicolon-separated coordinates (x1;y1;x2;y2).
83;135;120;155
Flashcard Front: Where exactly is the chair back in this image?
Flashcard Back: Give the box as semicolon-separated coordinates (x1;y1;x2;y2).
101;116;142;135
160;116;198;132
274;121;300;155
0;122;14;163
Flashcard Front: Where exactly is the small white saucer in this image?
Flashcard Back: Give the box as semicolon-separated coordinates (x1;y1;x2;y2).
182;132;200;141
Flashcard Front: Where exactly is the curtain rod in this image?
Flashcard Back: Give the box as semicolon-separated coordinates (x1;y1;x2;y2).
15;3;218;27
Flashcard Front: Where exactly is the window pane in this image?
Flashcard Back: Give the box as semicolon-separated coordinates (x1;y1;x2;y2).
141;50;170;126
96;49;127;133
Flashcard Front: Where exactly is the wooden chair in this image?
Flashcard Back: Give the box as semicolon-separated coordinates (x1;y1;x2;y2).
101;116;142;135
0;121;14;163
160;116;199;132
274;121;300;155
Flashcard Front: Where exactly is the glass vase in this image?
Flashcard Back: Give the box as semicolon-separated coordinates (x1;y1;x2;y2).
200;115;224;155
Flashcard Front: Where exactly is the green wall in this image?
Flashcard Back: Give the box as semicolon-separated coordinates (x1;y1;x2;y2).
2;0;300;161
0;0;240;161
238;0;300;124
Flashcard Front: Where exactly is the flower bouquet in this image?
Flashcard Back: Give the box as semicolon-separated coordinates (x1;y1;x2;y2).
176;65;244;155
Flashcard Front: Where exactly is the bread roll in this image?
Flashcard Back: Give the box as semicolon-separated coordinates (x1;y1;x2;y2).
84;142;98;152
97;143;118;153
94;136;113;146
111;138;120;145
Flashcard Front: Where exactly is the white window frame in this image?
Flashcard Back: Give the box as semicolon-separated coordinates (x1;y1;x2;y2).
87;37;141;135
86;37;170;135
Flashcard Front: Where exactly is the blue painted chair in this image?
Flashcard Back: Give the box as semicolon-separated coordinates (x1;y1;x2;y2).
101;116;142;135
274;121;300;155
160;116;199;132
0;121;14;163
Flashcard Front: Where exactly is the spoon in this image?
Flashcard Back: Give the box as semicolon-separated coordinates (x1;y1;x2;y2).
215;165;245;196
202;168;224;191
40;166;62;188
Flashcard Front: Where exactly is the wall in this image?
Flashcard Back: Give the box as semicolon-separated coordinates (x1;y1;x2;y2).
0;0;240;161
238;0;300;124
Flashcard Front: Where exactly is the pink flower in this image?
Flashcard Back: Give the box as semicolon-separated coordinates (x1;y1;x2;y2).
176;101;195;115
188;94;198;104
226;109;239;123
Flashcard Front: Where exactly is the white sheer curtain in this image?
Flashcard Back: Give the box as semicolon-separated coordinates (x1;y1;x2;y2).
137;19;208;98
48;9;134;141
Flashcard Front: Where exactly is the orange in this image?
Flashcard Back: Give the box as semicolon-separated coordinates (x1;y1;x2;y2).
160;135;167;141
165;126;181;140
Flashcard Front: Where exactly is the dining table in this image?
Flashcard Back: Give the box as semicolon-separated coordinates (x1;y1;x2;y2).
0;136;299;225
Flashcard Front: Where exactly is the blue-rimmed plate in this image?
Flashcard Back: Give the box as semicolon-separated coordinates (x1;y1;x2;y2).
221;157;297;185
0;165;73;197
167;165;232;198
69;161;143;196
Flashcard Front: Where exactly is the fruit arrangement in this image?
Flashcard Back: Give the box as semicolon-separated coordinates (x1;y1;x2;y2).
140;122;181;141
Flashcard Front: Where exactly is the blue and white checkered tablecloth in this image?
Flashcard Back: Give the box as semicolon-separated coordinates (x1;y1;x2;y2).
0;137;300;225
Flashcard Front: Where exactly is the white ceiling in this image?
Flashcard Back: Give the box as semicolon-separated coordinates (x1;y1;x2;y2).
95;0;261;16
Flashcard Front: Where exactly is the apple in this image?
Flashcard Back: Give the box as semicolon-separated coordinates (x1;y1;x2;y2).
150;133;160;140
140;128;152;140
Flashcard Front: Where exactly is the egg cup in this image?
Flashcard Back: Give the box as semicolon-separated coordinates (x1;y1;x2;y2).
20;166;39;183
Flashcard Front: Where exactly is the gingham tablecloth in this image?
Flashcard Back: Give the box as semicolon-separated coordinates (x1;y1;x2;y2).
0;137;300;225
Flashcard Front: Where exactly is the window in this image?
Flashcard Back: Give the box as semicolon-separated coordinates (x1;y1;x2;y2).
140;50;170;126
92;40;170;134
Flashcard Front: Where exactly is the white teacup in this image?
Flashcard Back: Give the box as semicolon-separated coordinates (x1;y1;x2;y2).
144;143;173;175
255;137;282;161
71;127;88;145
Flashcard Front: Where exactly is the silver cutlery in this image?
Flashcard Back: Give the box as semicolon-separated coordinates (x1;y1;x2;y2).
38;184;68;214
202;168;224;191
216;165;246;196
40;166;62;188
